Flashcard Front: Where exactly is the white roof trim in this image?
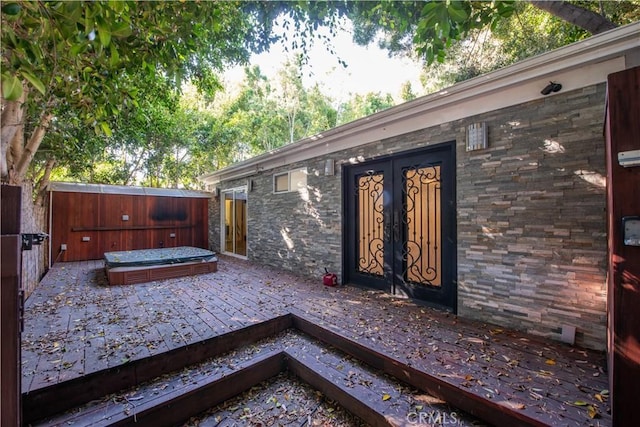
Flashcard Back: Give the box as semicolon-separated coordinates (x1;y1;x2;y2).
49;181;212;198
200;22;640;185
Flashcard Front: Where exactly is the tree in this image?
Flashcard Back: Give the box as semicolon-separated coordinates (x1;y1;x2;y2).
274;57;337;145
337;92;395;125
347;1;634;63
400;81;418;102
0;1;290;188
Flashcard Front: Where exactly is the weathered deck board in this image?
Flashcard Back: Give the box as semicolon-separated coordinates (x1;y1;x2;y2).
22;256;610;426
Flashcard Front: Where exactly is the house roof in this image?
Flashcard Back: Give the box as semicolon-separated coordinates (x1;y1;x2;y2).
49;181;211;198
200;22;640;186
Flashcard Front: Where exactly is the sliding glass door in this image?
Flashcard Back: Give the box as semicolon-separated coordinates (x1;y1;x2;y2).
222;188;247;257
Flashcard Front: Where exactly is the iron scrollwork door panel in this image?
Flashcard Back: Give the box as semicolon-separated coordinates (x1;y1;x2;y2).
393;148;455;310
356;172;385;277
345;162;393;292
404;165;442;287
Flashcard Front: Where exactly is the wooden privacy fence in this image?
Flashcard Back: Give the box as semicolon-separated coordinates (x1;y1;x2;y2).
50;184;210;263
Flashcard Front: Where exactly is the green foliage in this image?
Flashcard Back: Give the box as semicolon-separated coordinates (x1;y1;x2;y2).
349;0;517;64
6;0;636;188
1;1;258;131
418;1;639;95
1;0;351;185
337;92;395;125
493;2;588;61
347;0;637;64
400;81;417;102
50;61;342;188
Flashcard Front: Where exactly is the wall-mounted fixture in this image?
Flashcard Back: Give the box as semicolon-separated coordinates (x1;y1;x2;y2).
324;159;335;176
247;179;255;192
560;325;576;345
541;81;562;95
82;236;91;242
122;214;129;221
214;187;220;197
622;216;640;246
169;233;176;238
618;149;640;168
466;122;488;151
21;233;48;251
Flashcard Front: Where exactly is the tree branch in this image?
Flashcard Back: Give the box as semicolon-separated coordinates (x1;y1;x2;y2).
529;1;616;34
14;112;53;182
35;157;55;207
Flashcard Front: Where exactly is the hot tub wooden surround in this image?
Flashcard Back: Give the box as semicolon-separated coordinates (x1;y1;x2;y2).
104;246;217;285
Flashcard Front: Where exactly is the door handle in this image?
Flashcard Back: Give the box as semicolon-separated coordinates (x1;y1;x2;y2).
384;212;391;242
393;210;400;242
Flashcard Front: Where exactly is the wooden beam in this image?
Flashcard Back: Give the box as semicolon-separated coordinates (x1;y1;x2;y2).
110;351;285;426
1;235;22;427
605;65;640;427
286;351;392;427
292;313;546;427
1;185;22;427
23;314;293;424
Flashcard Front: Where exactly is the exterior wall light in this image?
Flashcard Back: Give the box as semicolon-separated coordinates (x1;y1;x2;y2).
541;81;562;95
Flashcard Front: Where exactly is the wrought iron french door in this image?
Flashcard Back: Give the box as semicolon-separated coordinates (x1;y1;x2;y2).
344;144;456;311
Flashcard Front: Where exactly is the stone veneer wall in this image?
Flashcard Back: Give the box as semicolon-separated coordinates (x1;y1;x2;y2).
209;84;607;350
208;197;221;253
456;84;607;350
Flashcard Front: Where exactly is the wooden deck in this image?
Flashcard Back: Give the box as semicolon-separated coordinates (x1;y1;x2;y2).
22;256;610;426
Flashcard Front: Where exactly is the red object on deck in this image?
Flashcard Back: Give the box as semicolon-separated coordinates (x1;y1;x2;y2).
323;269;337;287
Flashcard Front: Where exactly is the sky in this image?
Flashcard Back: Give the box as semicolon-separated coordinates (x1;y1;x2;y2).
223;22;426;104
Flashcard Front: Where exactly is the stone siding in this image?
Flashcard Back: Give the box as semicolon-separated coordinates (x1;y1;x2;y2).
210;84;607;350
456;84;607;350
208;197;221;253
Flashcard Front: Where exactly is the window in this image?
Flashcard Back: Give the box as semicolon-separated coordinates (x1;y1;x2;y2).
274;173;289;193
273;168;307;193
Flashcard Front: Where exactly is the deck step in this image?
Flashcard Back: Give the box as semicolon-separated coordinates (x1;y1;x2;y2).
22;316;293;424
27;314;590;427
31;330;484;427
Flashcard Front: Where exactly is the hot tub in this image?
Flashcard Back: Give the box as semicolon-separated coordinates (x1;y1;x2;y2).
104;246;218;285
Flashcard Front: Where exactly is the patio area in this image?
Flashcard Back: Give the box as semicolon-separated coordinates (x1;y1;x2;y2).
22;256;610;426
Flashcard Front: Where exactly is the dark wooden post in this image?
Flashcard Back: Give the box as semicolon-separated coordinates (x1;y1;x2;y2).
605;66;640;426
1;185;23;427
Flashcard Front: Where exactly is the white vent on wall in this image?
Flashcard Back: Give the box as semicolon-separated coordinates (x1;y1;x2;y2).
467;122;488;151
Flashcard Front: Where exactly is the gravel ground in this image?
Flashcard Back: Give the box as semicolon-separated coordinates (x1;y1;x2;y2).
184;372;367;427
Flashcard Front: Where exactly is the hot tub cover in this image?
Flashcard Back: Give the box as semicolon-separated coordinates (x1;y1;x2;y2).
104;246;216;268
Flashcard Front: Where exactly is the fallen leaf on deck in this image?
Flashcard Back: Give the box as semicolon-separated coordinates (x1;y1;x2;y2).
545;359;556;365
573;401;588;406
587;405;599;419
382;394;391;401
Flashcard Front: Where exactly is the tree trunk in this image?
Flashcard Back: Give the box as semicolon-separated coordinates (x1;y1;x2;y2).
0;91;26;180
13;112;53;183
529;1;616;34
